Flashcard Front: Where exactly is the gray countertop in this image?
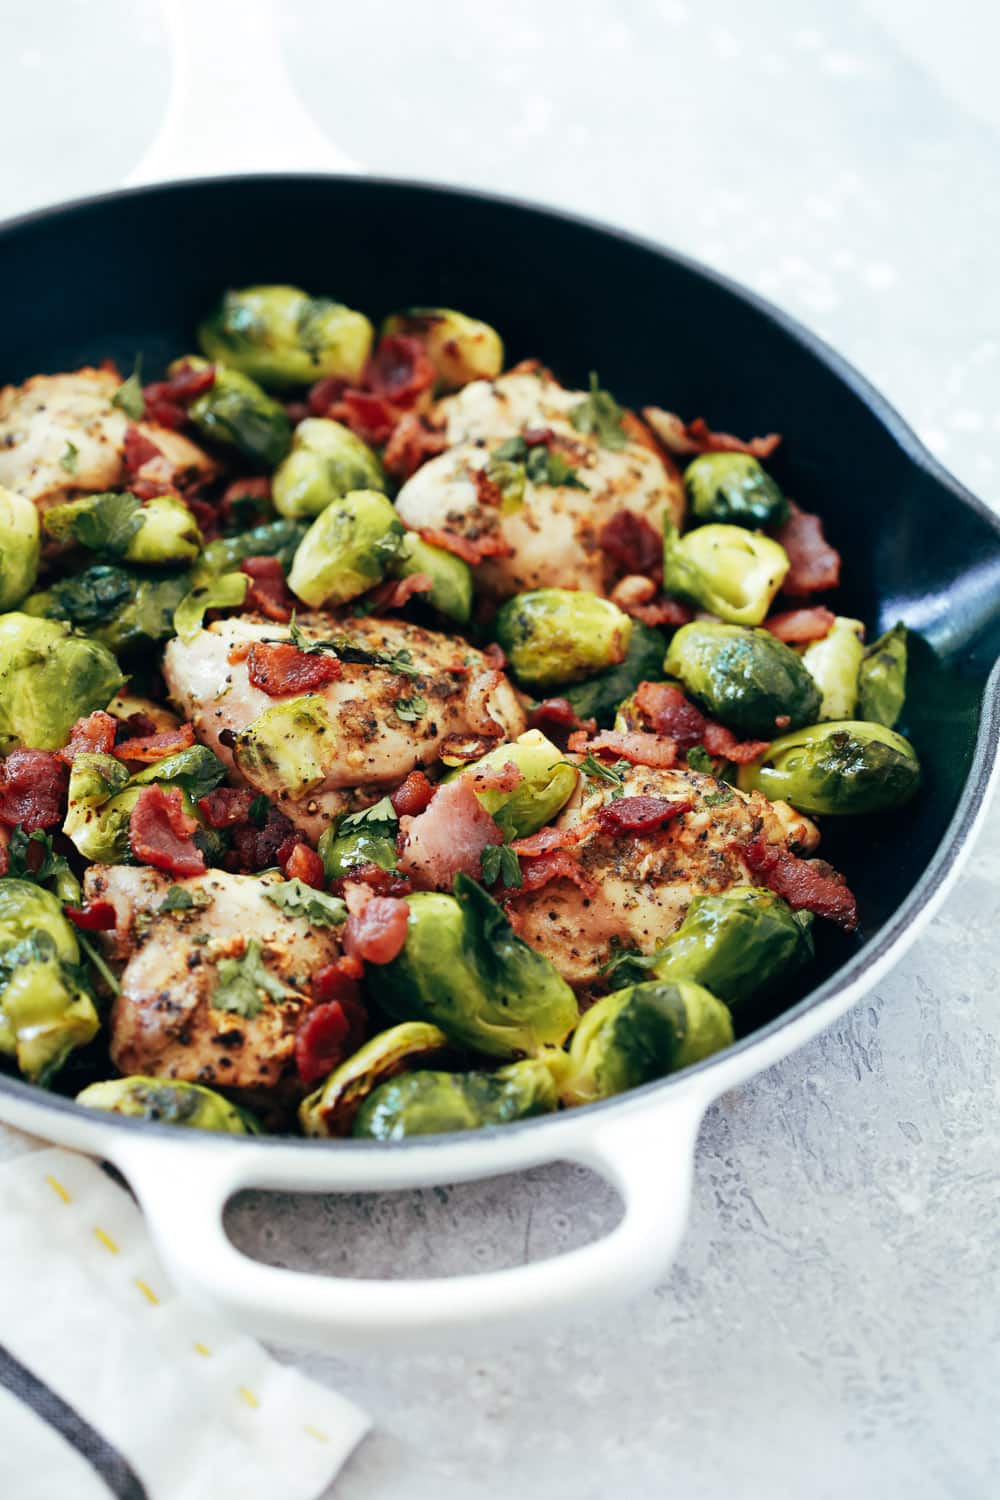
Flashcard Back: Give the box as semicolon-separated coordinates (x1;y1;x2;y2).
1;2;998;1495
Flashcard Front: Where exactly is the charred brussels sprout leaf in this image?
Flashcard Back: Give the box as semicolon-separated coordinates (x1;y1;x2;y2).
664;621;821;738
192;517;306;586
457;730;577;839
129;745;227;802
648;887;814;1007
0;487;40;610
198;285;373;389
801;616;865;721
0;879;99;1084
662;520;789;626
353;1058;558;1140
77;1076;261;1133
561;620;668;728
299;1021;451;1137
382;307;504;391
857;622;908;728
0;614;124;753
62;748;215;862
684;452;788;529
494;588;632;692
173;571;249;643
186;361;292;468
273;418;387;519
737;720;921;816
288;490;405;609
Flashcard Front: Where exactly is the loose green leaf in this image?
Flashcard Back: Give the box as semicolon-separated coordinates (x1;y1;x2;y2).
45;492;145;556
480;843;522;889
111;358;145;420
75;931;121;996
686;745;715;774
130;746;227;802
524;444;587;490
570;373;628;451
173;571;249;642
262;878;347;927
395;693;428;723
575;753;628;787
157;885;211;915
212;937;293;1017
286;619;423;678
59;441;79;475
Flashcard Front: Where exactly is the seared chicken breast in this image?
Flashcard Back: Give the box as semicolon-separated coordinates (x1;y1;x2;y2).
394;370;684;598
509;763;819;991
163;611;525;840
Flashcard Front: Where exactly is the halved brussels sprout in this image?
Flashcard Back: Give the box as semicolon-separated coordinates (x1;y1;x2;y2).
391;533;473;625
63;747;222;861
801;616;864;721
649;887;814;1007
353;1058;558;1140
494;588;632;692
198;285;373;389
858;622;908;728
561;620;668;728
76;1077;261;1133
192;517;307;587
458;730;577;840
287;489;405;608
0;614;124;753
559;978;733;1107
664;621;821;738
0;879;99;1084
662;520;789;626
43;492;202;567
683;453;788;529
299;1020;451;1137
381;307;504;391
0;487;40;610
318;797;399;881
233;694;335;800
272;418;387;519
185;360;292;468
737;720;921;816
371;875;579;1058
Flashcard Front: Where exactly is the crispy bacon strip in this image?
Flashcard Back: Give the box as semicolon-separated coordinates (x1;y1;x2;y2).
198;787;256;829
382;413;448;480
60;711;118;763
595;794;693;833
764;606;836;643
526;698;597;737
362;572;433;613
397;776;502;891
112;724;196;763
246;641;342;697
240;556;294;622
633;681;769;765
510;822;598;857
510;848;597;897
65;901;117;932
417;527;513;565
772;503;841;597
642;407;782;459
0;751;69;832
128;784;205;877
744;831;858;931
363;335;435;407
570;729;678;769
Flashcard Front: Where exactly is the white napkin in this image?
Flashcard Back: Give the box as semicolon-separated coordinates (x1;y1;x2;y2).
0;1143;369;1500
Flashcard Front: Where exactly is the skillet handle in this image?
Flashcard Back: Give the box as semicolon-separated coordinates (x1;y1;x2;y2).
109;1100;706;1353
126;0;357;186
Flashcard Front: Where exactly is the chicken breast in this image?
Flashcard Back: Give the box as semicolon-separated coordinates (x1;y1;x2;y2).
0;367;217;519
163;611;526;840
508;763;819;991
85;865;343;1103
394;370;685;598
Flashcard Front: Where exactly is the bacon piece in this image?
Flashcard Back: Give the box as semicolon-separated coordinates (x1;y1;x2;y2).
772;504;841;597
363;572;433;614
390;770;436;818
307;375;350;417
220;476;271;526
513;848;598;897
295;980;368;1087
0;827;8;877
65;901;117;932
700;722;771;764
198;787;256;829
526;698;597;737
595;794;693;833
343;896;410;965
482;643;507;671
364;335;435;408
123;425;162;473
417;527;513;565
382;413;448;480
112;724;196;763
438;732;501;764
60;711;118;763
397;776;502;891
246;641;342;697
509;822;598;858
185;495;221;542
0;750;69;832
744;832;857;931
237;556;293;623
129;784;205;877
629;597;694;628
469;760;523;794
281;841;326;889
330;390;398;447
471;466;505;509
225;804;296;873
142;363;215;428
329;862;412;899
573;729;678;769
599;509;662;576
764;606;836;643
642;407;782;459
633;681;769;765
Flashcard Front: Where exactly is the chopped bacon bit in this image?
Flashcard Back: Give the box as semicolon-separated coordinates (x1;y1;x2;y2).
772;503;841;597
129;784;205;877
417;527;513;565
510;822;597;857
482;642;507;671
343;896;410;965
397;775;502;891
117;712;160;742
465;667;508;740
0;750;69;832
185;495;221;541
315;953;365;993
330;390;398;447
363;572;433;614
112;723;196;763
390;770;436;819
246;641;342;697
633;681;768;764
438;732;501;764
0;827;9;877
307;375;350;417
527;698;597;737
226;804;296;873
469;760;523;794
574;729;678;769
329;862;413;899
220;475;271;525
700;722;771;764
511;848;597;897
382;412;448;480
595;794;693;834
628;596;695;629
240;556;294;622
364;335;435;408
142;363;215;427
744;831;858;931
764;606;836;643
198;787;256;829
472;467;505;508
599;509;662;576
60;711;117;764
280;840;326;889
642;407;782;459
285;400;310;426
65;901;117;932
123;425;163;473
295;982;368;1087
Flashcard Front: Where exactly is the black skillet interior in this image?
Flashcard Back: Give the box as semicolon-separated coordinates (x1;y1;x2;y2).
1;174;997;1043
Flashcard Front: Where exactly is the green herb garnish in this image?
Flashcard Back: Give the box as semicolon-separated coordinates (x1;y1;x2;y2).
395;693;428;723
480;843;522;889
212;937;293;1018
262;878;346;927
59;441;79;474
157;885;211;915
111;357;145;420
569;373;628;451
686;745;715;774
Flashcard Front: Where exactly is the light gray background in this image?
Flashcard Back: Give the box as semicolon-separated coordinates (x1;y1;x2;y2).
1;2;998;1496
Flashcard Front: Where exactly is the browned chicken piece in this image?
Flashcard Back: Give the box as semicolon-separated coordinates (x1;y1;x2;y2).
508;763;819;992
162;611;526;841
84;865;343;1104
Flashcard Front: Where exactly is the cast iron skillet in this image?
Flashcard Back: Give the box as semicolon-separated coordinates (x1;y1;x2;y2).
0;176;997;1351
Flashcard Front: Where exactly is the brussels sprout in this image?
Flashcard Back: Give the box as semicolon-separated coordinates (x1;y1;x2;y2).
287;490;405;608
458;730;577;839
737;720;921;816
683;453;788;529
646;887;814;1007
43;491;202;567
24;565;192;657
299;1020;451;1136
0;487;40;610
858;622;908;728
494;589;632;692
0;614;124;753
192;517;307;587
318;797;399;881
560;620;667;728
272;418;387;519
662;521;789;626
122;496;202;566
801;616;865;721
185;361;291;469
381;307;504;391
198;285;373;389
129;745;226;800
354;1058;558;1140
63;747;221;861
664;621;821;738
391;533;473;625
76;1076;261;1133
233;694;335;800
371;875;578;1058
560;979;733;1107
0;879;99;1084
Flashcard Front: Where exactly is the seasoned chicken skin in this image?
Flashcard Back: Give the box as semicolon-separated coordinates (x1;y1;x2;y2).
85;865;342;1100
394;370;685;598
163;612;525;840
0;367;217;519
509;763;819;991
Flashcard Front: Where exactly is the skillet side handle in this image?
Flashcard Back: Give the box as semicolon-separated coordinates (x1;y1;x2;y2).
109;1100;706;1354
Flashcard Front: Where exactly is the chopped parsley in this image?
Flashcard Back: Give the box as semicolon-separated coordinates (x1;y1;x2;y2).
570;373;628;451
54;491;145;556
575;754;629;787
6;827;73;890
703;785;735;807
212;937;293;1018
287;619;423;678
262;878;346;927
395;693;428;723
157;885;211;915
110;357;146;420
59;441;79;474
686;745;715;774
485;435;586;504
248;794;270;827
480;843;522;889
